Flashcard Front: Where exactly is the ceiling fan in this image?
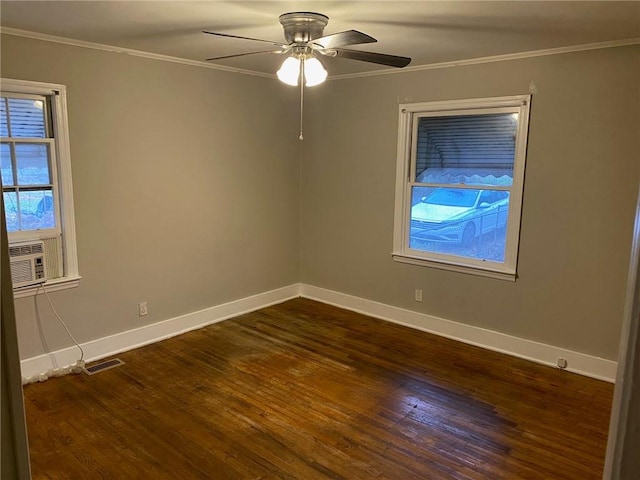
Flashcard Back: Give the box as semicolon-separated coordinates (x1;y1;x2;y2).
203;12;412;76
202;12;411;139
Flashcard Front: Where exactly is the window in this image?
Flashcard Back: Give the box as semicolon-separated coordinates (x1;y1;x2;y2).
1;79;79;295
392;96;531;280
2;95;58;234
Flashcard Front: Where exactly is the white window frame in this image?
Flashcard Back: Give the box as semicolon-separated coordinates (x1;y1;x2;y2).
1;78;80;297
392;95;531;281
2;92;61;240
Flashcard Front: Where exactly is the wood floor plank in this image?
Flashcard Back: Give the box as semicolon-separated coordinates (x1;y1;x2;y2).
23;298;614;479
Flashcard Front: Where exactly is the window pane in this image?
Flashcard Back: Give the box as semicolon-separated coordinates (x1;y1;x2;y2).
1;143;13;185
409;186;510;262
15;143;50;185
18;189;55;230
6;97;46;138
3;191;19;232
0;99;8;137
415;113;517;187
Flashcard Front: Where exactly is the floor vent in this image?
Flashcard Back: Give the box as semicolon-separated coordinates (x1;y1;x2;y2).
83;358;125;375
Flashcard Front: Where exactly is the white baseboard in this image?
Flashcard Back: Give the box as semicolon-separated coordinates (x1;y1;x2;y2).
22;282;617;384
20;283;301;381
300;284;618;383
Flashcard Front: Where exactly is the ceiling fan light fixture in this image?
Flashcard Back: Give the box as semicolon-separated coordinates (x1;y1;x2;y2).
277;54;327;87
276;56;300;86
303;57;327;87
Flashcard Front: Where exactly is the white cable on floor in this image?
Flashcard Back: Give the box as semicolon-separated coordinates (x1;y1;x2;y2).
22;283;86;385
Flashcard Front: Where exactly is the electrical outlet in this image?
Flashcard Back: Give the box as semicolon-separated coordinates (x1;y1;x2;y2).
414;289;423;302
138;301;148;317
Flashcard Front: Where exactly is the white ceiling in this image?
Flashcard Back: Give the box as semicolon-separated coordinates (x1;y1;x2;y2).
1;1;639;77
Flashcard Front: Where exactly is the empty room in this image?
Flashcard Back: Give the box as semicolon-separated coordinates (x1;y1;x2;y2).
1;1;639;479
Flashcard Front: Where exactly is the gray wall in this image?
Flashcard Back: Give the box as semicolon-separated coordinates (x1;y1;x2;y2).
1;34;301;359
301;46;640;361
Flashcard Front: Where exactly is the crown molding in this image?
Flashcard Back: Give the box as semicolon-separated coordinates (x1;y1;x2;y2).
331;38;640;80
2;27;638;81
0;27;274;79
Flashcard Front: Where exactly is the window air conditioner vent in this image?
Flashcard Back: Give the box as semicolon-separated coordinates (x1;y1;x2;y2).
9;242;44;257
9;241;48;288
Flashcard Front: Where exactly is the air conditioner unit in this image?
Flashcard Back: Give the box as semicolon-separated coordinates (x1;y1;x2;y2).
9;241;48;288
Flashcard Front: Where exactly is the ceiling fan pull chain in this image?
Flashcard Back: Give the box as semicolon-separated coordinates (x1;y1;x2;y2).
299;58;305;141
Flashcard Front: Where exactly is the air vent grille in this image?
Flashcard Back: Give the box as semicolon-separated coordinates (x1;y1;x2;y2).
83;358;125;376
9;242;44;257
11;259;33;284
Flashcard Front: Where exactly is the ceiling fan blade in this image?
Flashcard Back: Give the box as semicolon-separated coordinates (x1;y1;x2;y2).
313;30;376;48
331;48;411;68
202;31;286;48
206;50;279;61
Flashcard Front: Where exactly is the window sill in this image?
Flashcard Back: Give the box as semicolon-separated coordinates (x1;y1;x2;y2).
13;275;82;299
392;253;516;282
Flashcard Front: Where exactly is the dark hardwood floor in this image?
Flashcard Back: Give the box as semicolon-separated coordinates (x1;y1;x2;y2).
23;298;614;479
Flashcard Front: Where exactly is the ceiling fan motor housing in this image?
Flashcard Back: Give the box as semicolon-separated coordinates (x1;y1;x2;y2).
279;12;329;44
